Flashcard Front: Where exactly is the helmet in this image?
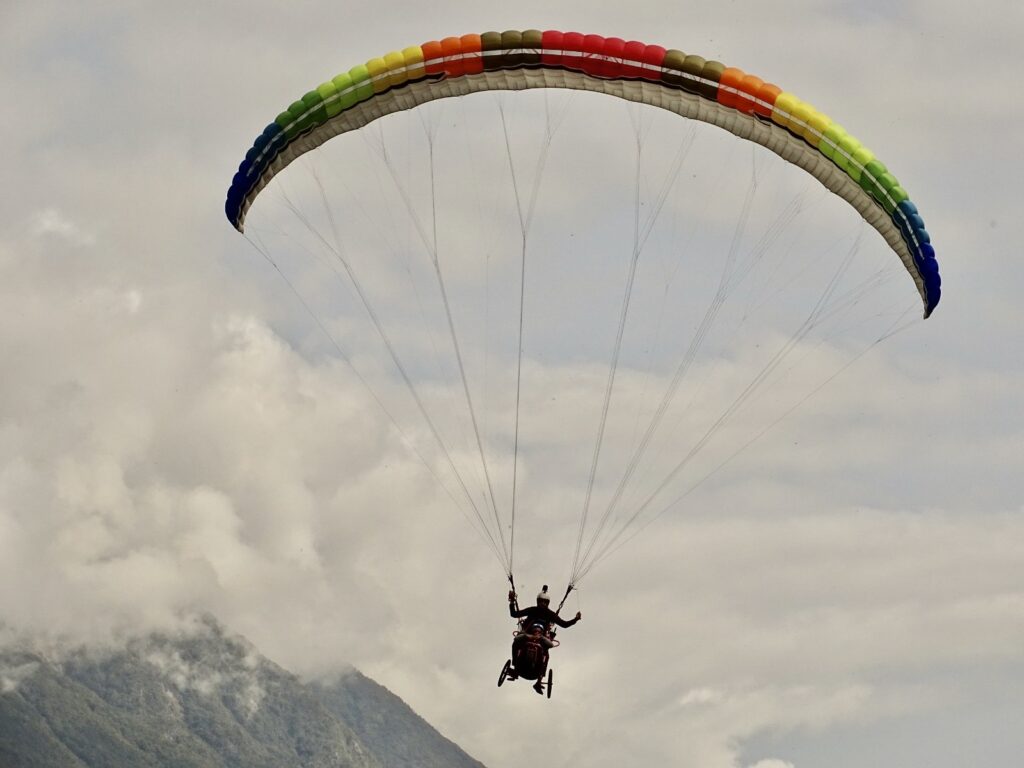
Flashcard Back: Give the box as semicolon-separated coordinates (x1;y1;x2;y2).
536;585;550;605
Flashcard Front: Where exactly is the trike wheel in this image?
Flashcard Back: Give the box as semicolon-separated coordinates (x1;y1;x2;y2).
498;659;512;687
546;668;554;699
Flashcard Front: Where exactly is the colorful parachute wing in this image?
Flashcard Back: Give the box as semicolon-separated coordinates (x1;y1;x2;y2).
225;29;940;316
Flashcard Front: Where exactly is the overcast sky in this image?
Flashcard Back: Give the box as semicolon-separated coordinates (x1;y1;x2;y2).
2;2;1023;767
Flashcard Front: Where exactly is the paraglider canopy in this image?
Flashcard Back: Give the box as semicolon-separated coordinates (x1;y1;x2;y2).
225;29;941;593
226;29;939;317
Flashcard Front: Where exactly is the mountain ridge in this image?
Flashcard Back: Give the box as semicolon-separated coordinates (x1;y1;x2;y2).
0;617;485;768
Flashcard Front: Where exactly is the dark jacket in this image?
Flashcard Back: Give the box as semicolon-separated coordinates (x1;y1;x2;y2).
510;604;579;631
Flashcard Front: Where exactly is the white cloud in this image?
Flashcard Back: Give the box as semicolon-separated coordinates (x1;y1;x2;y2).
0;661;40;694
30;208;95;246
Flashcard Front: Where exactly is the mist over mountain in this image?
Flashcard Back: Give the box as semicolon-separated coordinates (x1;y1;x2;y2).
0;616;485;768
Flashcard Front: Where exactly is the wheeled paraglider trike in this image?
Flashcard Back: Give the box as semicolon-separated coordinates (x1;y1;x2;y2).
497;622;558;698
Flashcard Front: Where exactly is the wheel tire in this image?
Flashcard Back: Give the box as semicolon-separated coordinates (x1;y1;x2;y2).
498;659;512;687
546;668;554;699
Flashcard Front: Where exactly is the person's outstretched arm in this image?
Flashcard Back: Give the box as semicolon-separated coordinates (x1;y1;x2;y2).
552;611;582;628
509;593;530;619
